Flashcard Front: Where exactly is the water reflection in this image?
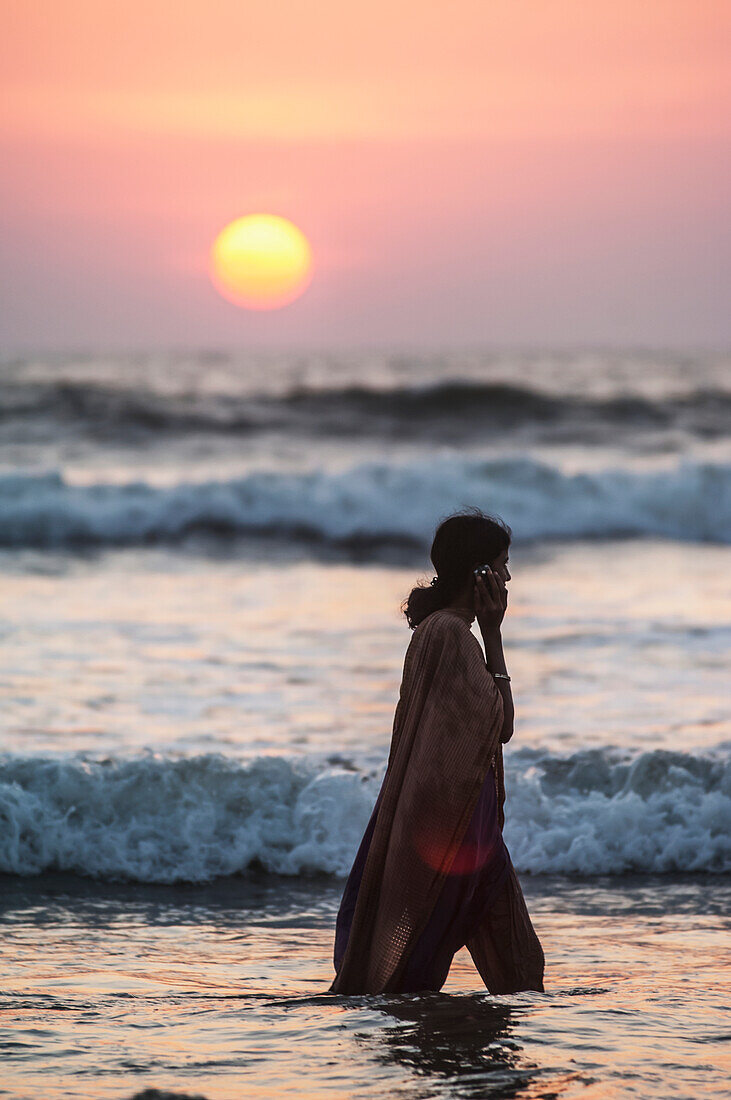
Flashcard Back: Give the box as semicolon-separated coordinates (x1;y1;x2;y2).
362;992;542;1099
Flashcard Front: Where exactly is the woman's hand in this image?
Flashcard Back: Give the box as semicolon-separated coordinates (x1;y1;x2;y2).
474;569;507;634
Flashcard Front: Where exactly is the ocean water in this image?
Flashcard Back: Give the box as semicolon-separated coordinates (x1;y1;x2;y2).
0;348;729;1098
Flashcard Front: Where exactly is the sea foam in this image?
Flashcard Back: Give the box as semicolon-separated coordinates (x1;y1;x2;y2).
1;747;728;883
0;456;729;550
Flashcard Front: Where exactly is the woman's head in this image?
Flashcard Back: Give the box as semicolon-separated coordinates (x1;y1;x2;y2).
402;508;512;629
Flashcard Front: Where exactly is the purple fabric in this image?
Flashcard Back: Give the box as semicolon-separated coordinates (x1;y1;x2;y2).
333;762;510;992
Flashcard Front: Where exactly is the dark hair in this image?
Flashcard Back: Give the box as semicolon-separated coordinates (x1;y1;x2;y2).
401;508;511;629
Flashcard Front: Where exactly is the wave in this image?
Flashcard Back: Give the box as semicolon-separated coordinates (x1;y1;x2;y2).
0;748;728;882
0;457;729;550
2;377;729;440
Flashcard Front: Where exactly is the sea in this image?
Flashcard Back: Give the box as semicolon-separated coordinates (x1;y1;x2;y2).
0;347;729;1099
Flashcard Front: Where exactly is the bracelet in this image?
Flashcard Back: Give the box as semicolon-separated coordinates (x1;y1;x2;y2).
492;672;511;681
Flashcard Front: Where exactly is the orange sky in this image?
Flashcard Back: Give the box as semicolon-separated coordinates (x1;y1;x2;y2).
2;1;730;348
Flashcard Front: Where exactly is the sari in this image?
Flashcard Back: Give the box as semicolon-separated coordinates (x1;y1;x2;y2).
330;607;544;995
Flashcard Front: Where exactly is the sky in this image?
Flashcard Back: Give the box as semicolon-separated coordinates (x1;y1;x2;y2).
1;0;730;351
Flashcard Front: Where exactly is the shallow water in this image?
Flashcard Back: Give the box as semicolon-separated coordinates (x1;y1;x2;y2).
1;874;728;1099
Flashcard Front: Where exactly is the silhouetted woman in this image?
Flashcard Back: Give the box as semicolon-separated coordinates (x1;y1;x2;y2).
330;509;544;995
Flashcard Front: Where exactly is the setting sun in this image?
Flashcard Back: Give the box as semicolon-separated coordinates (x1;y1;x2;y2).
209;214;312;311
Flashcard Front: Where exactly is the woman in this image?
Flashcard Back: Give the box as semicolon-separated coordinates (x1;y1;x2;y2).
330;510;544;995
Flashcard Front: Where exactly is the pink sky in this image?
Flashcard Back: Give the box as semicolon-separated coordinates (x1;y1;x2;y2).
1;0;729;349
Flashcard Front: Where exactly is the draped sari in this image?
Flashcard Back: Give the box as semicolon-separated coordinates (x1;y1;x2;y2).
330;607;544;995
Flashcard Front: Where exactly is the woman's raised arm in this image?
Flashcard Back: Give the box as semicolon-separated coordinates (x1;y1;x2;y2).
482;627;514;743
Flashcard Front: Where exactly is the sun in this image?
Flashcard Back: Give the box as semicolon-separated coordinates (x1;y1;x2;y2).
209;214;313;311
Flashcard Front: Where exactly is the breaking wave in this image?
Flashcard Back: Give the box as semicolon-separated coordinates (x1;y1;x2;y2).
0;457;729;550
0;747;728;883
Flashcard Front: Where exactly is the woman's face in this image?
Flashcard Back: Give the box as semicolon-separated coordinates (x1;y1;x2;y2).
490;548;511;587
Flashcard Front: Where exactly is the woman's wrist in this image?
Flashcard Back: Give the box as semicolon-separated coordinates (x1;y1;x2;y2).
481;626;504;652
482;627;509;676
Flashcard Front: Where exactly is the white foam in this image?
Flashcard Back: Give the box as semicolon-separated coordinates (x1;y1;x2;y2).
503;747;731;875
0;457;729;548
0;753;378;883
0;747;728;883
